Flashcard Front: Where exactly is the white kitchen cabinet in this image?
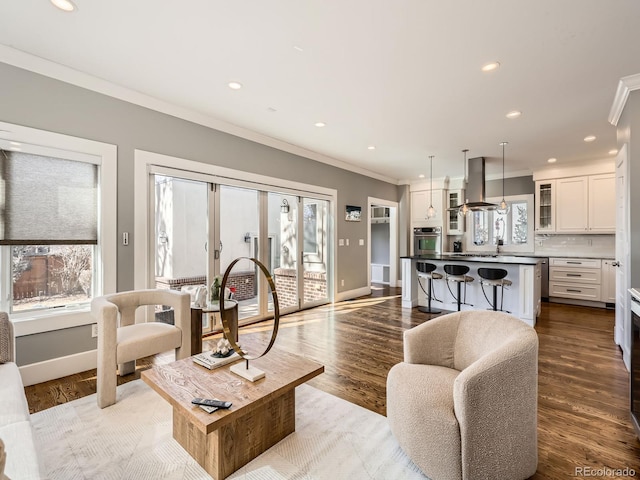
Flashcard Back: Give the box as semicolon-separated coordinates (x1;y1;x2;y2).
535;180;555;232
411;189;444;227
601;260;617;303
370;206;390;224
446;189;464;235
539;173;615;234
549;258;602;303
555;176;589;232
588;173;616;233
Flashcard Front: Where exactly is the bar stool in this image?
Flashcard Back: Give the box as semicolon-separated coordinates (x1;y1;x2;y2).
444;264;474;311
478;268;512;312
416;262;442;314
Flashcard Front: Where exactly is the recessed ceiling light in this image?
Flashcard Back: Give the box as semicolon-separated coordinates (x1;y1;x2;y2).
10;147;21;151
583;135;596;142
419;174;425;179
547;158;557;163
314;122;326;128
51;0;76;12
481;62;500;72
228;82;243;90
609;149;619;155
506;110;521;119
9;141;21;146
293;45;304;52
367;145;376;150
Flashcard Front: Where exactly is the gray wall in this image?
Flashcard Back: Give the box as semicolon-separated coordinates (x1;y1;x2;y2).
617;91;640;286
0;62;398;292
371;223;390;264
0;62;399;364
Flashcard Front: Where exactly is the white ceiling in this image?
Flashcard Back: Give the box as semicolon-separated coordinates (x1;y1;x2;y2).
1;0;639;183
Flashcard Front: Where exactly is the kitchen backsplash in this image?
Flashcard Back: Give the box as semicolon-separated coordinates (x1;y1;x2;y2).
534;234;615;258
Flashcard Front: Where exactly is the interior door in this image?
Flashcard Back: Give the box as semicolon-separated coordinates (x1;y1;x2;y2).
615;145;631;370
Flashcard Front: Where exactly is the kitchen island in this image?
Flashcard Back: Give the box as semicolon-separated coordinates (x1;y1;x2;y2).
401;254;543;326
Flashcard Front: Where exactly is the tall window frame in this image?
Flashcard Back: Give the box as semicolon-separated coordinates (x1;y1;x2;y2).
0;122;117;335
465;194;535;253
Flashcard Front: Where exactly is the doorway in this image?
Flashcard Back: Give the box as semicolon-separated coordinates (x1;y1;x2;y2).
368;197;398;288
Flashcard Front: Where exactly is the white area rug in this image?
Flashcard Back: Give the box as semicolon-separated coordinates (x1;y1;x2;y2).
31;380;427;480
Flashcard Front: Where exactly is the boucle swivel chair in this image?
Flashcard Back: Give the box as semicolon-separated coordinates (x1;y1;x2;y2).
92;289;191;408
387;310;538;480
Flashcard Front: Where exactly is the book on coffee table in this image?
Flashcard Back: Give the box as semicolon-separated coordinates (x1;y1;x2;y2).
192;351;241;370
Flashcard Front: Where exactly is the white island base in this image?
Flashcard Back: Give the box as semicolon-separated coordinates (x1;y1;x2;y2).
401;257;542;326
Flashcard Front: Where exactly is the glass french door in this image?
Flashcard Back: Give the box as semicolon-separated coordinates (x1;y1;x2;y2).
302;198;330;308
150;169;333;328
267;192;299;314
218;185;259;321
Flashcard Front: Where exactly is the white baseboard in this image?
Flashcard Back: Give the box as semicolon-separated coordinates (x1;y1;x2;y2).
335;286;371;303
19;349;97;387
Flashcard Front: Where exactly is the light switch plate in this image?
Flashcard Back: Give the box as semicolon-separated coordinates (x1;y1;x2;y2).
359;239;364;246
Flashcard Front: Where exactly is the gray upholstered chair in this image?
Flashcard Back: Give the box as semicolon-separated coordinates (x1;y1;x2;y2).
92;289;191;408
387;310;538;480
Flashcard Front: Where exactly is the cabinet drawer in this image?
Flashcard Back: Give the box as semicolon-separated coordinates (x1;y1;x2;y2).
550;258;601;268
549;267;601;285
550;283;602;301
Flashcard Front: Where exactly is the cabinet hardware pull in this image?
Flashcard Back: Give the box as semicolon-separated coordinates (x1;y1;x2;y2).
566;261;582;264
567;289;582;293
566;273;582;277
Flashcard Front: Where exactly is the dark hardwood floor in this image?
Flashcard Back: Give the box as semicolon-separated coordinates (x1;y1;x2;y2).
24;285;640;479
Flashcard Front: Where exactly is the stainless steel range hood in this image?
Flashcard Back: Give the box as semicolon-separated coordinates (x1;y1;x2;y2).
450;156;497;212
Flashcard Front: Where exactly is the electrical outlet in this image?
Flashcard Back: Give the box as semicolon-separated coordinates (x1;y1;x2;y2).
341;279;345;287
359;239;364;246
345;238;350;246
91;324;98;338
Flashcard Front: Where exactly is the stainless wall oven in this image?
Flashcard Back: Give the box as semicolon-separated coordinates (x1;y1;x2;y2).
413;227;442;255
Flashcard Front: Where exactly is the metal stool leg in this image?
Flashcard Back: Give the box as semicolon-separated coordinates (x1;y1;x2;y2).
492;284;498;311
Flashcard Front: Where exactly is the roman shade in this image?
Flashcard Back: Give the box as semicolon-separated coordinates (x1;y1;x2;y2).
0;150;98;245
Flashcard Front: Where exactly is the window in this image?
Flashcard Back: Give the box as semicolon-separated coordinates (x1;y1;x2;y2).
1;149;98;313
0;122;116;328
466;195;534;253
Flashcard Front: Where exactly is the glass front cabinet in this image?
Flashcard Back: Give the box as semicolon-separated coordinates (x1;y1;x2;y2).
535;180;555;232
447;190;464;235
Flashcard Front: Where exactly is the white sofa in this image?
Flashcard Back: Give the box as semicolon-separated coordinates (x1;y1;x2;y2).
0;312;43;479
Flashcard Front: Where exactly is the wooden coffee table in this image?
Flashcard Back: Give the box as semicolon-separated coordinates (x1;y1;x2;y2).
141;350;324;479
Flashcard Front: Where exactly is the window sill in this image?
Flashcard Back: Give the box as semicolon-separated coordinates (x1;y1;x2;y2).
11;306;93;337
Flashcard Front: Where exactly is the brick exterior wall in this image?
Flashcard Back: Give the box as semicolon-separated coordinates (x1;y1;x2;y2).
155;272;256;301
274;268;327;307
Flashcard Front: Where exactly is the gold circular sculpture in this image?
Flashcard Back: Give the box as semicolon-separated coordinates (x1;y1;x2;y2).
220;257;280;361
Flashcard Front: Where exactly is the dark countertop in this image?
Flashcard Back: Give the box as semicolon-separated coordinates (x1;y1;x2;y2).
401;254;543;265
441;252;615;260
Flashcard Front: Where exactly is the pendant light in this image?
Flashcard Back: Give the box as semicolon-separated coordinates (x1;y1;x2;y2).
458;149;470;216
427;155;436;218
497;142;510;215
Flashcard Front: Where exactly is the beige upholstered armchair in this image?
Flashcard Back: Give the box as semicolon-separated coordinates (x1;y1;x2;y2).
387;310;538;480
92;289;191;408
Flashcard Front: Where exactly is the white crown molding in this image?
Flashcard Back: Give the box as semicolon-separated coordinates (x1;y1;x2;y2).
0;44;398;185
608;73;640;126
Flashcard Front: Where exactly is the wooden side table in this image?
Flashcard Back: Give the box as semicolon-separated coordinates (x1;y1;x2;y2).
189;300;239;355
